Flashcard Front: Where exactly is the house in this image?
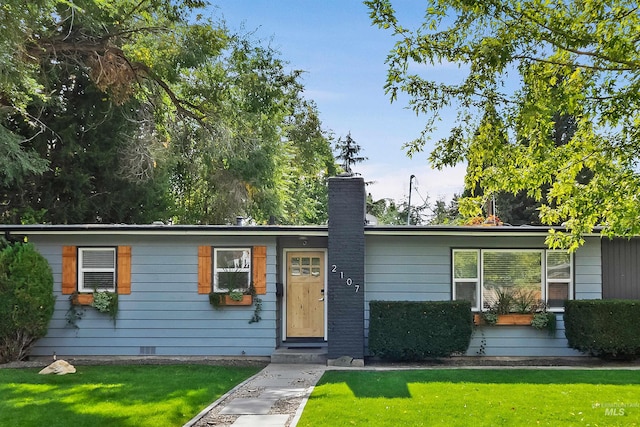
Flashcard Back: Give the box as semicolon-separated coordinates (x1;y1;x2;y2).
2;176;637;363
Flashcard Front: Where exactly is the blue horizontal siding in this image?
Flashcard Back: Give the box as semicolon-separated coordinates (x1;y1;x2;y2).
28;235;277;357
365;272;450;284
364;234;602;357
43;325;274;338
574;237;602;300
466;323;582;357
48;311;276;328
27;229;604;359
32;343;274;357
35;340;274;354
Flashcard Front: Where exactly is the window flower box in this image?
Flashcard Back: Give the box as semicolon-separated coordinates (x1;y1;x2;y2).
72;293;94;305
474;313;534;326
495;313;534;325
222;294;253;306
209;292;253;307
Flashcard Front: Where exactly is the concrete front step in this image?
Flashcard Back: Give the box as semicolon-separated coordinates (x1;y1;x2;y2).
270;347;327;364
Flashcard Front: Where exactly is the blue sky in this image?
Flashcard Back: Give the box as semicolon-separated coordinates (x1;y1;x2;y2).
211;1;466;204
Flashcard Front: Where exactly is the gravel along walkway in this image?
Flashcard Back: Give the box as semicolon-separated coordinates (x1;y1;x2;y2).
186;364;326;427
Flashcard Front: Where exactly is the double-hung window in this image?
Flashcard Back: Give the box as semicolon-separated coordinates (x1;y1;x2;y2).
213;248;251;292
452;249;480;311
452;249;573;312
78;247;117;292
545;251;572;310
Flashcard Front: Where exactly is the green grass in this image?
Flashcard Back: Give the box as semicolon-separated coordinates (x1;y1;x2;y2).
0;364;261;427
298;369;640;426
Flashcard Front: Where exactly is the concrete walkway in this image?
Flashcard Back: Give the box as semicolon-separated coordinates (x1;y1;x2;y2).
184;364;326;427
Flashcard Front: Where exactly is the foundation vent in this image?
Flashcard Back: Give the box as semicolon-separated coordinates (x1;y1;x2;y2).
139;346;156;355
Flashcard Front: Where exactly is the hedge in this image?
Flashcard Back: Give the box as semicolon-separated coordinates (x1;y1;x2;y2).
564;299;640;360
368;300;472;361
0;242;55;363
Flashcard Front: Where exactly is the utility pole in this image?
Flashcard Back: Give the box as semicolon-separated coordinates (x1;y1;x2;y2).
407;175;415;225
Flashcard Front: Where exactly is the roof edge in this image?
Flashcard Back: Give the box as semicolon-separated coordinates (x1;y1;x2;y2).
364;225;603;237
0;224;327;236
0;223;606;238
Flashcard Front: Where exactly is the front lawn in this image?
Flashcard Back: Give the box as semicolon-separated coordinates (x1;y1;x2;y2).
0;364;261;427
298;369;640;426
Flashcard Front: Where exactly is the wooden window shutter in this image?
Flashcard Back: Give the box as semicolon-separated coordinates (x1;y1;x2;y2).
117;246;131;295
252;246;267;295
61;246;77;295
198;246;212;294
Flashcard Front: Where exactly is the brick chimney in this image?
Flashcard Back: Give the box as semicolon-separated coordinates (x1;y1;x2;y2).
327;175;366;366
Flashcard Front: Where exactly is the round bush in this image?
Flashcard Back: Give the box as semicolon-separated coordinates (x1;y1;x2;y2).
0;242;55;363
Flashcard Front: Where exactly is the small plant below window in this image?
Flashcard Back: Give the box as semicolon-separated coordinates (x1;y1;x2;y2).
488;287;515;314
91;290;118;326
483;287;543;315
481;311;498;325
209;292;224;308
65;292;86;329
531;312;557;335
512;288;543;314
209;288;252;308
228;289;244;301
248;284;261;323
474;327;487;356
481;286;513;324
249;297;262;324
478;286;558;333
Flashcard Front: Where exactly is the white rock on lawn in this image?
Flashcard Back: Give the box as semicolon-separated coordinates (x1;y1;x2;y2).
38;359;76;375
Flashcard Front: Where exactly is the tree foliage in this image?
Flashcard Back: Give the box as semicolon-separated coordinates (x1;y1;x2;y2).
367;195;406;225
366;0;640;249
1;70;172;223
0;240;55;363
0;0;337;225
429;196;460;225
367;193;435;225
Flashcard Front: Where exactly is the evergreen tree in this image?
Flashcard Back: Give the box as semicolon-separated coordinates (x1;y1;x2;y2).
335;132;367;175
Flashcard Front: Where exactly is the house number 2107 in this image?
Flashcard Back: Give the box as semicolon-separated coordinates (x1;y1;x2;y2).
331;265;360;293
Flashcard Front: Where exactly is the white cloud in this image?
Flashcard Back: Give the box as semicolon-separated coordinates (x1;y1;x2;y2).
360;163;466;205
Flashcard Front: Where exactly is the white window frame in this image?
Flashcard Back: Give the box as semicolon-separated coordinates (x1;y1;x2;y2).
213;247;252;292
78;247;116;292
452;248;573;312
545;250;573;312
452;249;481;311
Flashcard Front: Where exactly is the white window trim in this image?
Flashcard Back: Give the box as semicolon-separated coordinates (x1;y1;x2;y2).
452;249;481;311
545;250;574;312
213;247;252;292
78;247;116;292
452;248;573;312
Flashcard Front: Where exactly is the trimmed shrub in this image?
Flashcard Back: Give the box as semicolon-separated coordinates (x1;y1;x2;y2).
564;300;640;360
368;300;472;361
0;242;55;363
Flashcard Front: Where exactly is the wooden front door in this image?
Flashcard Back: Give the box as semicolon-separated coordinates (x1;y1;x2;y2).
286;251;325;338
